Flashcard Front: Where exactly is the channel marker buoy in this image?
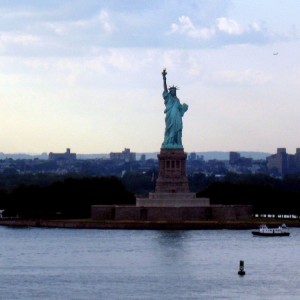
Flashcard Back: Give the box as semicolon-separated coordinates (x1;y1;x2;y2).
238;260;245;276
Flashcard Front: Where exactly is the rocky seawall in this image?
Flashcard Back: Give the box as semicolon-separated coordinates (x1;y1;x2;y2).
0;218;299;230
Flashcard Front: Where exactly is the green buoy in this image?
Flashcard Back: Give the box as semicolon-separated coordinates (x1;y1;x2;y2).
238;260;245;276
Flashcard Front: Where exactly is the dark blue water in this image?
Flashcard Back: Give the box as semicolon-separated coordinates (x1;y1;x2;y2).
0;226;299;299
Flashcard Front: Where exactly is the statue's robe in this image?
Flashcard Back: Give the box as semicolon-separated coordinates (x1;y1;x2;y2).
162;90;188;149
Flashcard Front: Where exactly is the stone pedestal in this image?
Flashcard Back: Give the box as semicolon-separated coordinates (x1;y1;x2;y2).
155;148;189;193
136;148;210;208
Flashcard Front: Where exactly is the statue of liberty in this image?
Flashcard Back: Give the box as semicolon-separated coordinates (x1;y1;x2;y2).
161;68;188;149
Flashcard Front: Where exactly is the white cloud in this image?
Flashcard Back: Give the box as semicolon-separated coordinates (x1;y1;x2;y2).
45;23;66;35
98;10;114;34
216;18;263;35
170;16;215;39
216;17;243;35
169;15;267;44
0;32;39;44
46;9;115;36
251;22;261;32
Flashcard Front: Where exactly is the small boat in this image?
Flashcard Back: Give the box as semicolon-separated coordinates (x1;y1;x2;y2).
252;224;290;237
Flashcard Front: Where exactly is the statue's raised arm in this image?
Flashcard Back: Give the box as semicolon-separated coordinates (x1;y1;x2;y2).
162;68;168;93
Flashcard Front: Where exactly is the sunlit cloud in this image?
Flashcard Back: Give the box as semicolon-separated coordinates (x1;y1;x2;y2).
216;18;244;35
169;16;215;39
168;15;270;45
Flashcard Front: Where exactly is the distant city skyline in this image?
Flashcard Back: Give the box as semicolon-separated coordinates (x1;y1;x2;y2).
0;148;274;161
1;1;300;154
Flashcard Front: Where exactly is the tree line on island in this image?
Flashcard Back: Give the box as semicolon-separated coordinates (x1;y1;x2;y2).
0;176;135;219
0;172;300;219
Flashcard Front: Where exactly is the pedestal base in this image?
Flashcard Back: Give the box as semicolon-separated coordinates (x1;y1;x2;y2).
136;193;210;207
155;148;189;193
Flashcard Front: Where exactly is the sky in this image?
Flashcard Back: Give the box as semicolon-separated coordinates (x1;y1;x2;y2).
1;0;300;154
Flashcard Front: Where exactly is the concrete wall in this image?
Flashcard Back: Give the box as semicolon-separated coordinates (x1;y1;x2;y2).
136;197;210;207
115;206;142;221
91;206;115;220
91;205;252;221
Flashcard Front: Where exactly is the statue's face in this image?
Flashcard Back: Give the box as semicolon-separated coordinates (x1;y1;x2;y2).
170;88;176;96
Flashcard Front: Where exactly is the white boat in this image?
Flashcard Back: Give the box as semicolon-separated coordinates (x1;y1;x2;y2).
252;224;290;237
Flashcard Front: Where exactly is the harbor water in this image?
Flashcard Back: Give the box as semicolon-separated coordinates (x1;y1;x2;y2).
0;226;299;299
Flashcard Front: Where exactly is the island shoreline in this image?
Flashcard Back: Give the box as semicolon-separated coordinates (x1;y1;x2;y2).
0;218;299;230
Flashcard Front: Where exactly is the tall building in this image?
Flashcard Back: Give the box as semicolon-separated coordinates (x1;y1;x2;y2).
266;148;289;176
48;148;76;161
188;152;197;161
188;152;203;161
294;148;300;171
109;148;136;162
229;152;241;164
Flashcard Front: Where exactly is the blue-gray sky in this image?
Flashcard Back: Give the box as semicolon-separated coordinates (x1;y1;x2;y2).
1;0;300;154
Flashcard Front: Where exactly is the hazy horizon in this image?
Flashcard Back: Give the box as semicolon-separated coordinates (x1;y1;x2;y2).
1;1;300;154
0;150;272;161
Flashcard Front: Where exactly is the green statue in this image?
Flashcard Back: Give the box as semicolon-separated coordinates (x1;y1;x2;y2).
161;68;188;149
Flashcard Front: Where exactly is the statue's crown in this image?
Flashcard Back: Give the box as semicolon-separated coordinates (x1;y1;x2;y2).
169;85;179;90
